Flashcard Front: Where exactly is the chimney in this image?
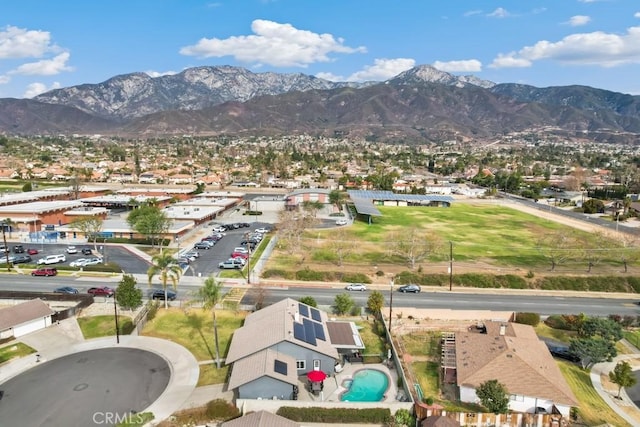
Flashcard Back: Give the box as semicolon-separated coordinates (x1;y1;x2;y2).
499;324;506;336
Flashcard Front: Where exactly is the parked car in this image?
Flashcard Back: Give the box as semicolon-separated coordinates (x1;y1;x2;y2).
184;250;199;259
70;258;89;267
0;245;8;253
81;247;93;255
27;248;39;255
233;247;249;254
228;257;246;266
231;252;248;259
254;227;271;233
37;254;66;265
88;286;114;297
335;219;348;226
83;257;103;266
31;267;57;276
152;289;177;301
11;254;32;264
54;286;79;294
13;245;25;253
219;260;241;269
398;284;421;293
212;226;226;233
66;246;78;254
345;283;367;291
194;241;213;250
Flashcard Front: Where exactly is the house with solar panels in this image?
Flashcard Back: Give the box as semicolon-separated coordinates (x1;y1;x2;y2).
225;298;365;400
347;190;454;224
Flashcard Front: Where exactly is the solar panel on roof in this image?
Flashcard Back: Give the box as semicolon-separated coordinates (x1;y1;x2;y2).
274;359;287;375
302;318;317;346
310;308;321;322
312;320;326;341
298;303;309;318
293;322;305;342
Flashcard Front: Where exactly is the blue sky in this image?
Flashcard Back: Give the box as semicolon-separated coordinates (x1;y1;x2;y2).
1;0;640;99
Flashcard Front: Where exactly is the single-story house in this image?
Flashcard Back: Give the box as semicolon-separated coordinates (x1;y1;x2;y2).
0;299;55;339
454;321;578;417
221;410;300;427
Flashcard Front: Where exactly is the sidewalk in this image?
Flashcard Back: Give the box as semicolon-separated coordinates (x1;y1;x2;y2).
590;339;640;426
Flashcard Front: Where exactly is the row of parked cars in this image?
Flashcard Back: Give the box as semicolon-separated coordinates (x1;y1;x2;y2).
52;286;176;301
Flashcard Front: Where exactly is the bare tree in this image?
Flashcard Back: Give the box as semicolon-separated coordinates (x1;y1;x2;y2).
611;234;640;273
581;231;616;273
536;230;581;271
69;216;104;251
329;227;357;266
390;228;443;270
277;209;317;255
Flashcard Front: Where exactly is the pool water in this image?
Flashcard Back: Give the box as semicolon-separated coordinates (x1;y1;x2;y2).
340;369;389;402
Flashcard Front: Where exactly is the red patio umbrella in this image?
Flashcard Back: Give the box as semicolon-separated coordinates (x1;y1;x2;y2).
307;370;327;382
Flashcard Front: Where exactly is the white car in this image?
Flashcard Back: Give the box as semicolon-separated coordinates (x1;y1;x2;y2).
66;246;78;254
83;257;103;266
233;247;249;254
336;219;348;226
255;227;270;233
37;254;66;265
69;258;89;267
345;283;367;291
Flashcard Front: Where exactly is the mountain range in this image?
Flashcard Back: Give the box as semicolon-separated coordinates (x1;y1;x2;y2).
0;64;638;143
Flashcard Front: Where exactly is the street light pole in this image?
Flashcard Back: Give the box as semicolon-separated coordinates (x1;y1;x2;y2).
449;241;453;291
1;222;10;271
388;277;394;333
113;289;120;344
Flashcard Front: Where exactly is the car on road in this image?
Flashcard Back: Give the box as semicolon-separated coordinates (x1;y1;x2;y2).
37;254;66;265
11;254;32;264
27;248;39;255
398;284;421;293
66;246;78;254
88;286;114;297
345;283;367;291
81;247;93;255
335;219;348;226
13;245;25;253
54;286;79;294
194;241;213;250
152;289;177;301
219;260;242;269
31;267;58;276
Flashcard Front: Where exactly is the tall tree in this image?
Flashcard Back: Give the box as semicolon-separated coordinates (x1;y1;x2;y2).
390;228;443;270
147;252;182;309
366;291;385;317
570;337;617;369
69;216;104;252
334;293;355;315
196;276;224;369
476;379;510;414
2;218;15;238
609;360;637;398
127;204;172;249
329;227;357;266
329;189;347;209
116;274;143;311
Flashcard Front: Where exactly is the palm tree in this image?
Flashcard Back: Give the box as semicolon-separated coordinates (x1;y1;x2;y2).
196;276;224;369
147;252;182;309
3;218;15;238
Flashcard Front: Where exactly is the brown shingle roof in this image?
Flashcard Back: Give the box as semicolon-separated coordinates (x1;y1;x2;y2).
227;349;298;390
225;298;338;364
456;321;577;406
221;410;300;427
0;299;55;330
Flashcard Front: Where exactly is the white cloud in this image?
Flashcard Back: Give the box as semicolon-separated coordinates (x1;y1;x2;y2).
145;70;178;78
489;53;532;68
344;58;415;82
433;59;482;72
635;12;640;18
0;74;10;84
179;19;366;67
464;10;482;17
0;25;58;59
487;8;510;18
567;15;591;27
490;26;640;68
11;52;72;76
23;81;61;98
315;71;344;82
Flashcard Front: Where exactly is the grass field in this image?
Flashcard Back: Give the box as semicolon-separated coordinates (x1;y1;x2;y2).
77;315;134;339
269;204;626;275
0;342;36;364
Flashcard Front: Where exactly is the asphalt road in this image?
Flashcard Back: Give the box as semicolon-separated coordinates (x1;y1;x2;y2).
0;348;170;427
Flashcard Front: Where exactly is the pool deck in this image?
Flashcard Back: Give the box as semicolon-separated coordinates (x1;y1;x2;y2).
296;361;399;403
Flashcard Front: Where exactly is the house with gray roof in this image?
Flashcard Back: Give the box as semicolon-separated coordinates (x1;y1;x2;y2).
226;298;364;400
0;299;55;339
454;321;578;417
221;410;300;427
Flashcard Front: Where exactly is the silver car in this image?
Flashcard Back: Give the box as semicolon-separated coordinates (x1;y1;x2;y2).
345;283;367;291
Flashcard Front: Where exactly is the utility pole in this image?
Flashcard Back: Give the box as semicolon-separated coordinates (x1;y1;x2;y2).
1;222;10;271
388;277;394;333
449;241;453;291
113;289;120;344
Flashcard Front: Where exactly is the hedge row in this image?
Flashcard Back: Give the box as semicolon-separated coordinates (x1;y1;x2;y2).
262;268;372;284
276;407;392;424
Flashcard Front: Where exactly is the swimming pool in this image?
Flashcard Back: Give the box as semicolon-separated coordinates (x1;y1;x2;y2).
340;369;389;402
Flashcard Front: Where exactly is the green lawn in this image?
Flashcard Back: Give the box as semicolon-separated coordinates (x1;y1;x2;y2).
77;315;134;339
0;342;36;364
354;320;386;356
269;204;617;272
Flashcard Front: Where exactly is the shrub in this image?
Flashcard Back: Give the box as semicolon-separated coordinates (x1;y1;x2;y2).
243;210;262;216
295;269;326;281
424;396;434;405
341;272;372;284
205;399;240;421
146;300;160;322
261;269;294;279
375;270;385;277
515;312;540;326
298;296;317;307
276;407;392;424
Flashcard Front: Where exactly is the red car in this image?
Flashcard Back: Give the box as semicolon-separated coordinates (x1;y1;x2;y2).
27;248;39;255
31;268;57;276
231;252;248;259
88;286;114;297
